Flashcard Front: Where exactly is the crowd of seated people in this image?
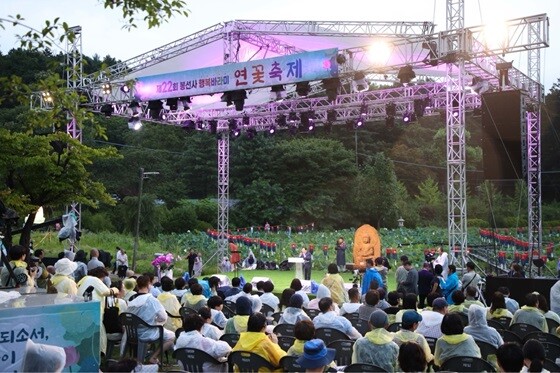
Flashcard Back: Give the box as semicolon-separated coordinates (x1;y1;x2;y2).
9;247;560;372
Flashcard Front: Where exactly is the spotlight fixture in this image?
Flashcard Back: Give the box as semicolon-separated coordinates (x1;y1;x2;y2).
355;117;364;128
128;100;142;117
183;119;196;131
166;98;178;110
289;124;298;135
385;102;396;117
270;85;286;102
496;61;513;87
220;92;233;107
128;117;142;130
295;82;311;97
101;82;112;95
360;103;368;117
397;65;416;85
267;125;276;135
242;115;250;126
469;77;490;95
147;100;163;119
353;72;369;92
120;85;130;94
231;89;247;111
422;41;439;66
41;91;53;104
327;109;337;123
413;98;428;118
336;54;347;64
288;111;298;124
322;78;341;102
100;104;113;117
402;111;416;124
276;114;287;127
229;119;241;138
208;120;218;134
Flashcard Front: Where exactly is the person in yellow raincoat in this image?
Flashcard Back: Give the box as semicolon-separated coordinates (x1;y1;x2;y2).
321;263;349;306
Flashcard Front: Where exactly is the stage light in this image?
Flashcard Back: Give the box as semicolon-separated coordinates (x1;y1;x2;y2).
368;40;392;66
397;65;416;85
182;120;196;131
289;124;298;135
221;92;233;107
208;120;218;134
296;82;311;97
270;85;286;102
276;114;287;127
231;89;247;111
229;119;241;138
301;111;315;132
322;78;341;102
288;111;298;124
41;91;53;104
128;116;142;130
482;20;508;50
469;77;490;95
355;117;364;128
496;61;513;87
147;100;163;119
242;115;250;126
385;102;396;117
166;98;178;110
101;82;112;95
413;98;428;118
128;101;142;117
267;125;276;135
422;41;439;66
402;111;416;124
353;72;369;92
120;85;130;93
100;104;113;117
360;103;368;117
336;54;347;64
179;96;192;111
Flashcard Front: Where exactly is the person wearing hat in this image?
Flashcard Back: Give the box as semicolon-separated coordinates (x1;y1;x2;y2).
232;312;286;370
416;297;448;339
224;295;253;334
352;309;399;372
434;313;481;368
393;310;434;364
51;258;78;295
296;339;336;373
278;294;311;325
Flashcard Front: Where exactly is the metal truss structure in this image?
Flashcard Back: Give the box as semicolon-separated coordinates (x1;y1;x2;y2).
53;3;549;271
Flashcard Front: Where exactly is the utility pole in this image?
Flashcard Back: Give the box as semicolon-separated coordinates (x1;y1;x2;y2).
132;167;159;271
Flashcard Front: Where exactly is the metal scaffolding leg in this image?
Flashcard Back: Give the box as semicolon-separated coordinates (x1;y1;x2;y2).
526;106;542;268
217;132;230;272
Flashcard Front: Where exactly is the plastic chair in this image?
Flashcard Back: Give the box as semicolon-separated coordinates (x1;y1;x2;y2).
487;319;505;330
475;340;498;361
118;312;163;365
496;316;512;329
304;308;320;320
523;331;560;346
543;358;560;372
497;329;522;344
440;356;496;372
509;322;542;339
273;323;295;336
222;303;236;319
424;336;437;354
351;317;371;336
540;342;560;361
228;350;276;372
271;312;283;325
314;327;350;345
328;339;355;367
260;303;275;318
547;318;560;334
344;312;360;322
387;322;401;332
172;347;225;372
277;335;296;352
344;363;387;372
279;355;304;372
179;306;198;320
219;333;240;348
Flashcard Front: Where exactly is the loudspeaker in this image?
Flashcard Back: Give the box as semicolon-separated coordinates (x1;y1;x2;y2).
481;90;523;181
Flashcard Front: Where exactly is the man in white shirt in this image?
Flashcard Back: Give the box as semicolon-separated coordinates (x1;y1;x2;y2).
433;247;449;279
116;246;128;278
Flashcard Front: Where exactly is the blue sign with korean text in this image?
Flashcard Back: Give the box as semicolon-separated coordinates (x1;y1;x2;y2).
134;48;339;101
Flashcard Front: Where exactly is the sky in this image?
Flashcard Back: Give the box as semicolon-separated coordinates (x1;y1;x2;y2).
1;0;558;92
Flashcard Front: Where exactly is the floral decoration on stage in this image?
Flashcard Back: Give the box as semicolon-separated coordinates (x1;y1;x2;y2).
152;253;174;270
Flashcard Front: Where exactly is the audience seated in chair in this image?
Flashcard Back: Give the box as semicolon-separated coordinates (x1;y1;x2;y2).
511;293;548;332
278;294;311;325
124;275;175;364
181;283;207;310
521;339;548;373
313;297;362;339
290;279;310;308
398;341;428;373
224;296;252;334
307;284;339;313
340;288;362;316
447;290;468;315
170;277;188;301
487;291;514;319
123;278;137;302
395;293;419;323
416;296;448;339
286;320;315;356
260;280;280;312
393;310;434;363
199;306;224;341
232;312;286;369
358;290;381;321
279;288;296;312
295;339;336;373
157;276;182;332
464;304;504;349
352;309;399;372
207;295;228;329
174;313;231;372
496;342;524;373
433;312;481;368
463;285;485;309
225;282;253;303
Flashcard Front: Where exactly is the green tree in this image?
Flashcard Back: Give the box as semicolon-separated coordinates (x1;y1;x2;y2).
232;179;286;227
415;177;446;226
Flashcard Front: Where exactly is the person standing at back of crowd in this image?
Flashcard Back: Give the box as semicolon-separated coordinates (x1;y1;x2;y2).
335;237;347;273
434;247;449;279
373;257;388;292
362;258;383;297
418;262;434;309
301;247;312;281
187;249;197;277
395;255;409;294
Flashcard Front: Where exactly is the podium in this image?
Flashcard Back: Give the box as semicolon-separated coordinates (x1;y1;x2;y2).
288;257;304;279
